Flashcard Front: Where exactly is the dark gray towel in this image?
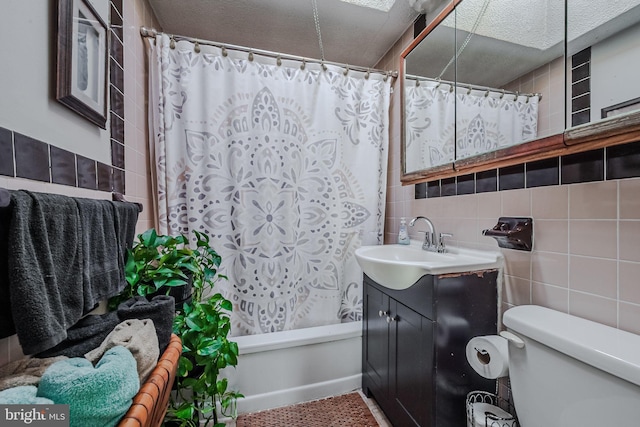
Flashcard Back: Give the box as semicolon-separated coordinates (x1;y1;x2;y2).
74;198;125;313
8;190;84;354
34;311;120;358
118;296;175;354
0;201;15;338
112;200;139;260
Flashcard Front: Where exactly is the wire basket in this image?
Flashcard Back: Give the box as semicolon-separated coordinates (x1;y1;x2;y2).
466;390;518;427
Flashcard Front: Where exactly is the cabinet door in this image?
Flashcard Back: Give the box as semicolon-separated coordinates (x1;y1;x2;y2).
363;283;390;398
390;300;434;427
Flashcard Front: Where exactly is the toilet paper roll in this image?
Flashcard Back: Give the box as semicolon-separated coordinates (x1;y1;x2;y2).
466;335;509;379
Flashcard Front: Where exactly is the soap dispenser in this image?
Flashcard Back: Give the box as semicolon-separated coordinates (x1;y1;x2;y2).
398;217;410;245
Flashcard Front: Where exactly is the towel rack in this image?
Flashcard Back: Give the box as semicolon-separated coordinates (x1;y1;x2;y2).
0;189;144;212
112;192;144;212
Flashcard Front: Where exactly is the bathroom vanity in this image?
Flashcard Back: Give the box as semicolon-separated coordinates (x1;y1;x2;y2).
362;270;498;427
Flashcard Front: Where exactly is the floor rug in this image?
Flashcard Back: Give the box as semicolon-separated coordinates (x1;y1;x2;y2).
236;392;380;427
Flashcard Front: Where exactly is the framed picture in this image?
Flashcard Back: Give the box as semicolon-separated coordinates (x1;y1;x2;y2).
601;97;640;119
56;0;108;129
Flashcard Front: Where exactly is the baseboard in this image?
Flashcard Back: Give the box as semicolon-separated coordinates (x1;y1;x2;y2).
235;373;363;415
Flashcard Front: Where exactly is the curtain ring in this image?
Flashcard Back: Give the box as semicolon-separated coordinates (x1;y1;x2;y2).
221;46;228;57
514;91;520;101
321;61;327;71
500;89;505;99
300;58;306;70
526;95;531;104
449;84;454;93
276;55;282;66
248;51;254;61
343;66;349;76
484;89;490;97
383;71;389;82
194;40;201;54
415;79;420;87
365;69;370;79
169;35;176;50
435;78;441;89
467;86;472;95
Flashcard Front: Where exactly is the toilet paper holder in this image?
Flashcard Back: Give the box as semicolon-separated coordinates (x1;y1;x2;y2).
482;217;533;251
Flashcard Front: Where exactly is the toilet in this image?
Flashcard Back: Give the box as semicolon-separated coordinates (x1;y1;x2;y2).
502;305;640;426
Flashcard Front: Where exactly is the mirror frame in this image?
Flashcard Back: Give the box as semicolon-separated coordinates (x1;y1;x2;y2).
400;0;640;185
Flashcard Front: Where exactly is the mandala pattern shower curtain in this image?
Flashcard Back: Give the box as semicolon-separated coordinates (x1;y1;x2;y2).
149;35;390;336
404;81;538;172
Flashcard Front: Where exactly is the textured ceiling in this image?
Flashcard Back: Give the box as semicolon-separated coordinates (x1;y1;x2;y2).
147;0;421;68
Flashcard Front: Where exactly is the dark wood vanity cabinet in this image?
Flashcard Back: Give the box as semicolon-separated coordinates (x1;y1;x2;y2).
362;270;498;427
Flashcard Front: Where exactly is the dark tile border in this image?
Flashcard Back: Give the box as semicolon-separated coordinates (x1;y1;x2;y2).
0;127;14;177
417;140;640;199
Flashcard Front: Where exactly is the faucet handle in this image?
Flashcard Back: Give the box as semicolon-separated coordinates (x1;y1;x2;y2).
438;233;454;252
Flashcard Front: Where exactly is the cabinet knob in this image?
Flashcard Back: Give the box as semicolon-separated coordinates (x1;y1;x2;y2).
378;310;388;317
386;315;397;323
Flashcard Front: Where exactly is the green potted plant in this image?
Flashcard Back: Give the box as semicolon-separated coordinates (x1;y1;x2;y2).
166;230;243;427
110;228;242;426
109;228;195;310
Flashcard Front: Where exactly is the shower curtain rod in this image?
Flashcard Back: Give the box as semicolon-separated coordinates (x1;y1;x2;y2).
140;27;398;79
406;74;542;100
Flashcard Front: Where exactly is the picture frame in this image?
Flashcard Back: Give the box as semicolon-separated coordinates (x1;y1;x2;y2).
601;97;640;119
56;0;108;129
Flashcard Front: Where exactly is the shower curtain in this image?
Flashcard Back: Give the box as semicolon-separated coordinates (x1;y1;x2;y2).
148;35;390;336
404;81;538;171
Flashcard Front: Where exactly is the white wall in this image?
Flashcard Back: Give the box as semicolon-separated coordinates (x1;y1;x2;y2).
0;0;110;163
591;22;640;121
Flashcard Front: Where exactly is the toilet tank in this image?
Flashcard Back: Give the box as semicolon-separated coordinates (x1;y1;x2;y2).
502;305;640;427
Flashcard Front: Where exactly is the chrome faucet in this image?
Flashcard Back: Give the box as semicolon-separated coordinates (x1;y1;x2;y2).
409;216;436;251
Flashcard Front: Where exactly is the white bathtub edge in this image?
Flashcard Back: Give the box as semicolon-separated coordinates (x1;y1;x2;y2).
233;321;363;354
235;373;363;415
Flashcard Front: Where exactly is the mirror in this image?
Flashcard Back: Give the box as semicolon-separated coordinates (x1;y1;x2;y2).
402;0;640;181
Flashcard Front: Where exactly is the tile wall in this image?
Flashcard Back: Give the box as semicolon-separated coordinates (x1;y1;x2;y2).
377;25;640;335
0;0;159;365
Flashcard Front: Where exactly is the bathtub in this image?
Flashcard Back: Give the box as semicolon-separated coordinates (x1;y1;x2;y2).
223;321;363;415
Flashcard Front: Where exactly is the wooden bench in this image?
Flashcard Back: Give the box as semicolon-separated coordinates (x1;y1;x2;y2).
118;334;182;427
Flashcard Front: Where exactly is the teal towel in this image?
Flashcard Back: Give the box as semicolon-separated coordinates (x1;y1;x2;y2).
0;385;53;404
37;346;140;427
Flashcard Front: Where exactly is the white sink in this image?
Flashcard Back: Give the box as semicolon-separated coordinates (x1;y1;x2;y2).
355;242;503;290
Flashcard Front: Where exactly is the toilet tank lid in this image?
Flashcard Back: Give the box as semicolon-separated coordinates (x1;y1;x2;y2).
503;305;640;387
